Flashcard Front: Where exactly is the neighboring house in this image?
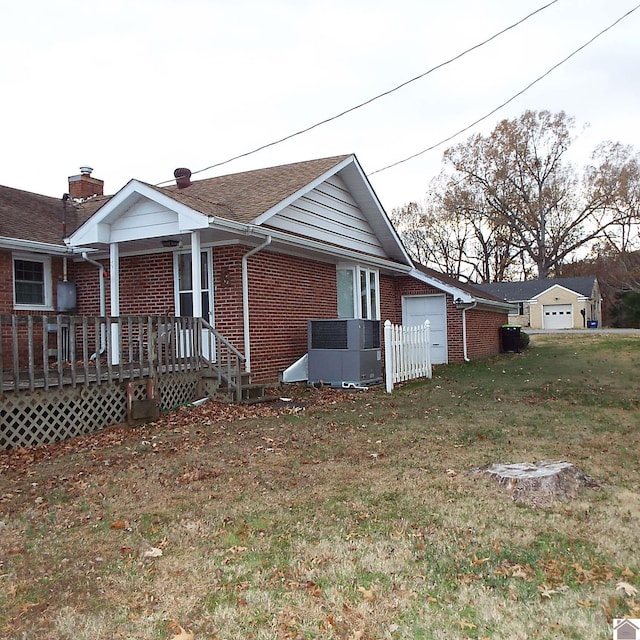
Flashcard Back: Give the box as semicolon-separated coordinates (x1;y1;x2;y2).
2;155;511;385
475;277;602;330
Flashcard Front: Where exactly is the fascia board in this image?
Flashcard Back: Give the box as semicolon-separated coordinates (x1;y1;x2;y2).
342;159;414;266
0;237;74;256
207;216;412;273
408;268;475;302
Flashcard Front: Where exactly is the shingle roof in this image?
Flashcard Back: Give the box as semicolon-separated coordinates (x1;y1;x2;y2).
159;155;351;223
1;156;353;248
475;277;597;301
0;184;108;247
413;263;507;303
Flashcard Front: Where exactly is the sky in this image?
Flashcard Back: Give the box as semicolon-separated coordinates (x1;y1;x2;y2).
1;0;639;213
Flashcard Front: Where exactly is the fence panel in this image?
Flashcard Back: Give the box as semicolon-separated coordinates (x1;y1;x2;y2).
384;320;432;393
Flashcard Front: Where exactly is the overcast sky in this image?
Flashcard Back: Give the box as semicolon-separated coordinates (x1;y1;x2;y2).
1;0;638;212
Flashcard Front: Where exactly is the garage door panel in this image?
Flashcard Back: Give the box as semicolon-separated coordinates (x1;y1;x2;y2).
543;304;572;329
402;295;447;364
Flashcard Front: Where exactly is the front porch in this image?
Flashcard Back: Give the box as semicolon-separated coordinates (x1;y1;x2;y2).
0;314;251;450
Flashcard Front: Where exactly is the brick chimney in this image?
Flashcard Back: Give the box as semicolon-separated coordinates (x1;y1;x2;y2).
68;166;104;200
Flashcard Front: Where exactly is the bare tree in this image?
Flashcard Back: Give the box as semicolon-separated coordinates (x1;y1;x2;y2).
442;110;623;279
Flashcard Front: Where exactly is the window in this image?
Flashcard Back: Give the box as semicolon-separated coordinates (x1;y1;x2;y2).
337;265;380;320
13;254;52;309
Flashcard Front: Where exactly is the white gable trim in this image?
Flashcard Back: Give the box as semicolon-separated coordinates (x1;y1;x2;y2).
252;156;355;225
253;155;413;266
535;283;590;299
67;180;209;247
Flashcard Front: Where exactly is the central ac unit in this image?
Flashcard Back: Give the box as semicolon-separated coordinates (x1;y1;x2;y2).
307;318;382;387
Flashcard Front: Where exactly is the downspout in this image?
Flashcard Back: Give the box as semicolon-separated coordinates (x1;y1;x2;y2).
242;235;272;373
461;301;477;362
82;252;108;355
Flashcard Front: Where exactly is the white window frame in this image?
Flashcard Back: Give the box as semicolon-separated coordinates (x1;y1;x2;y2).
336;264;380;320
12;253;53;310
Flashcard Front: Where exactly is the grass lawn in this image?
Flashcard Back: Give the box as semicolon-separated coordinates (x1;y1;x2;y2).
1;333;639;639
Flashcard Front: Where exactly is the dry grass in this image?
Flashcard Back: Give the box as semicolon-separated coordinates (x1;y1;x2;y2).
1;333;639;639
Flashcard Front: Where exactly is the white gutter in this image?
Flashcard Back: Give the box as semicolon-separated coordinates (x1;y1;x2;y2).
242;235;272;372
206;216;413;274
458;300;478;362
82;252;108;354
0;237;77;255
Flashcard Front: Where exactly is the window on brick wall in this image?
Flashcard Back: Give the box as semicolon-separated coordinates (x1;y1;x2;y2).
13;254;53;309
337;265;380;320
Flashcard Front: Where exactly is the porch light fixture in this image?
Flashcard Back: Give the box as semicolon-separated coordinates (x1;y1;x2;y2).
161;239;180;248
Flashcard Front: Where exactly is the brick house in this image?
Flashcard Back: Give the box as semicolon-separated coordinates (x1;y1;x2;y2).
2;155;510;385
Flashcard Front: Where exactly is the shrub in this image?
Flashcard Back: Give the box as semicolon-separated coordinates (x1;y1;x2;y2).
519;331;530;350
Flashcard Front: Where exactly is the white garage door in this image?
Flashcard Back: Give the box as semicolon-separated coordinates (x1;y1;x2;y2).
402;295;448;364
543;304;573;329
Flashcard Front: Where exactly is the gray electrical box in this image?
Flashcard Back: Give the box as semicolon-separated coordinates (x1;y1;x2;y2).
307;319;382;387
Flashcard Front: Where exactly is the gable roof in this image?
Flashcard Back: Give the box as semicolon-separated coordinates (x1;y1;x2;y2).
163;155;352;223
68;154;413;268
475;277;598;301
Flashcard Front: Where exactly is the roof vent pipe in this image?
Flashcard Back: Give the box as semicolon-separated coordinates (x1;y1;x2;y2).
174;168;192;188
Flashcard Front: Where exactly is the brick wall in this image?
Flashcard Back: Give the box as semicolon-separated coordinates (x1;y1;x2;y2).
244;250;337;383
381;273;507;363
465;307;505;359
1;250;69;368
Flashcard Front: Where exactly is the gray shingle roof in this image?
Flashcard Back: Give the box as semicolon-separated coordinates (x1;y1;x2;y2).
475;277;597;301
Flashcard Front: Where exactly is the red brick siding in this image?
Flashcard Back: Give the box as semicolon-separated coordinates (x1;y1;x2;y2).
381;274;507;363
465;308;505;359
245;251;337;383
1;250;69;368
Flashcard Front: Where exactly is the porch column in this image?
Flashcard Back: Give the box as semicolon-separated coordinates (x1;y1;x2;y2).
190;231;202;318
110;242;120;365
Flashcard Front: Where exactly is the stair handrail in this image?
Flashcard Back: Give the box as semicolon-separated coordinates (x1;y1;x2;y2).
198;318;246;402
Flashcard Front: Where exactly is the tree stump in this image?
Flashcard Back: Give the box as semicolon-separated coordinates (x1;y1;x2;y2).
470;460;600;507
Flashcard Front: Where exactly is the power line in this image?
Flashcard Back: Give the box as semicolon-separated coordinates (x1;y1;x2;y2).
156;0;559;186
368;4;640;177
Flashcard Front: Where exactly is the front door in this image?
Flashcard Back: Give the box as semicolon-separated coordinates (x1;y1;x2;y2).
174;249;215;359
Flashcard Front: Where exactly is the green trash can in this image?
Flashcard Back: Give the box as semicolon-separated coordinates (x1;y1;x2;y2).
500;324;521;353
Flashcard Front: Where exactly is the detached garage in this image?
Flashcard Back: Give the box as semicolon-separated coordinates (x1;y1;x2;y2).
475;277;602;330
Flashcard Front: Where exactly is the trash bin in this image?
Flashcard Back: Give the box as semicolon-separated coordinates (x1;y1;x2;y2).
587;320;598;328
500;324;521;353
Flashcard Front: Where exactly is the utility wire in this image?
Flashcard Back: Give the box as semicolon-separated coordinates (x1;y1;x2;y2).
368;3;640;176
155;0;559;186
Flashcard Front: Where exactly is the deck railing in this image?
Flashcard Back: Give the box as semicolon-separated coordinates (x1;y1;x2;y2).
0;314;245;393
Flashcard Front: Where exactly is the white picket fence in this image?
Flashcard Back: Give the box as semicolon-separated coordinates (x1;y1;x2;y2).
383;319;432;393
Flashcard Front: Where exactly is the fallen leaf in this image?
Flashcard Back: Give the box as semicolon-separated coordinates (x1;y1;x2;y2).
110;518;130;530
358;585;375;602
142;547;163;559
616;581;638;597
169;625;194;640
457;620;476;629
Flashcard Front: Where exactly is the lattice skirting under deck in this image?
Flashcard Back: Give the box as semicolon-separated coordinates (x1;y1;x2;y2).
0;372;201;450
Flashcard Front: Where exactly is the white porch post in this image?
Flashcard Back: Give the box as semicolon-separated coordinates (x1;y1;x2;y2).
190;231;202;318
109;242;120;365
